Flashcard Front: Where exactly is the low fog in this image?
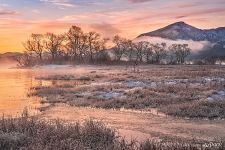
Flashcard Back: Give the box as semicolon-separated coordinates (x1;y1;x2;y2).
134;36;217;59
0;58;18;69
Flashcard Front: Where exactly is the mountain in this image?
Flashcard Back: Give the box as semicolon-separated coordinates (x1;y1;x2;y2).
138;22;225;42
0;52;22;67
0;52;22;59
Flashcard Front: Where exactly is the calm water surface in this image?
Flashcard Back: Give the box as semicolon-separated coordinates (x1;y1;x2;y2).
0;67;72;117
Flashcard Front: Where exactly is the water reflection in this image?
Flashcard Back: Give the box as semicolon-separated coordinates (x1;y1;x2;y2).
0;69;42;117
0;67;90;117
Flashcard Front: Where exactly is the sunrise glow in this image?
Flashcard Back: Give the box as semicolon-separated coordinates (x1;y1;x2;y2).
0;0;225;52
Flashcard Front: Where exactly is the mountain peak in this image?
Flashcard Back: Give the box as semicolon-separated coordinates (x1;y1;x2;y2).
138;22;225;42
169;21;194;28
173;21;186;25
163;21;199;31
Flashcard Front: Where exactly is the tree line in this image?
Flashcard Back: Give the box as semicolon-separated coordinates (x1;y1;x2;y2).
112;35;191;65
17;25;193;67
17;26;109;66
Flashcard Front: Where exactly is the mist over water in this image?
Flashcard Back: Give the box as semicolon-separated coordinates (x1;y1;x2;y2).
0;58;18;69
0;65;97;117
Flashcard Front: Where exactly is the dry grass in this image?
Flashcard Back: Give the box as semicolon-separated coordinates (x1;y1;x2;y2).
0;115;224;150
0;115;131;150
160;100;225;119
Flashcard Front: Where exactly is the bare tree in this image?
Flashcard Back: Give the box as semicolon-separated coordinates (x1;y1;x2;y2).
45;33;65;61
125;40;135;62
16;51;34;67
169;44;191;64
66;26;84;61
86;32;100;62
144;42;153;63
72;34;88;62
168;46;177;64
138;41;151;62
32;34;44;61
23;39;35;53
23;34;44;61
113;35;127;61
152;43;167;64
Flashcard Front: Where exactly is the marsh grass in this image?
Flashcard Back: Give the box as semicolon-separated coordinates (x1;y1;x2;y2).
31;83;225;118
31;65;225;119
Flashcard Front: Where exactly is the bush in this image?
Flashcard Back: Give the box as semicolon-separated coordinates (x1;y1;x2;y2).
0;116;130;150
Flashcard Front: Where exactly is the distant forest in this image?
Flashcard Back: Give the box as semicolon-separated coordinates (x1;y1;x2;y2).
17;26;225;67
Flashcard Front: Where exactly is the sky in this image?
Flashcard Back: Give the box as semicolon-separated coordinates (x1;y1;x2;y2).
0;0;225;52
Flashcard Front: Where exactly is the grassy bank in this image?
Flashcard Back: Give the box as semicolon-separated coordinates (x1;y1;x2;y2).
0;115;224;150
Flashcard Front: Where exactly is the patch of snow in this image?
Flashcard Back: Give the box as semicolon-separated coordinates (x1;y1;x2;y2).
97;91;125;100
203;77;225;82
76;92;93;97
217;91;225;96
125;79;188;88
90;82;121;86
164;80;177;86
207;90;225;102
125;80;150;88
150;82;157;88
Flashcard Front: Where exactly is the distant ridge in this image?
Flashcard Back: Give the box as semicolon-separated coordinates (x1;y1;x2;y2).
138;21;225;42
0;52;22;62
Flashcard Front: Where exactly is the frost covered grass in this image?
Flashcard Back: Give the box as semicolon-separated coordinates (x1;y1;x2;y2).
30;65;225;119
0;115;224;150
0;115;131;150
